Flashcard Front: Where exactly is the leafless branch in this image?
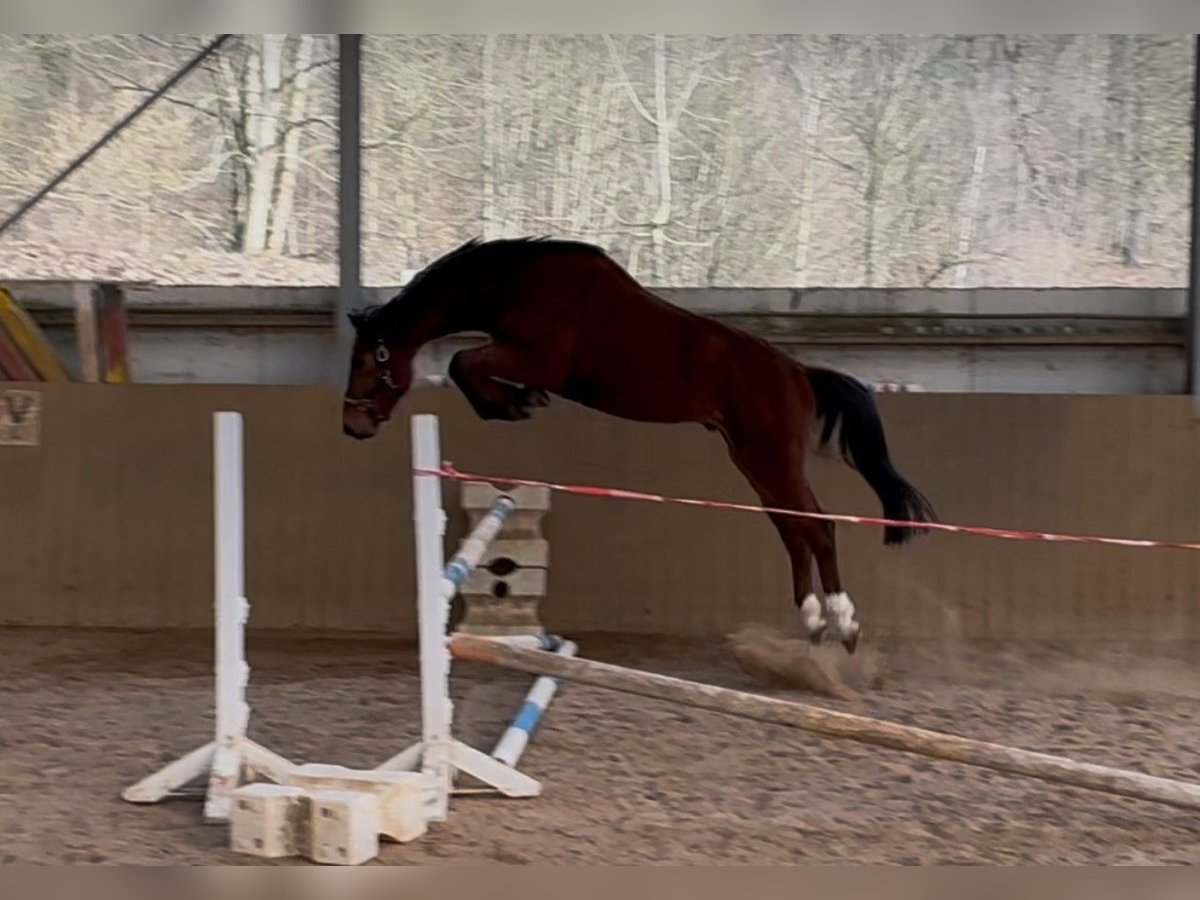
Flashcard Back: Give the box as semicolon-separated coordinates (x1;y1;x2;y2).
601;34;657;126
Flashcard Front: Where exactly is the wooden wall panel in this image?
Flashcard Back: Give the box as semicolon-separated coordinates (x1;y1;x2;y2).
0;384;1198;642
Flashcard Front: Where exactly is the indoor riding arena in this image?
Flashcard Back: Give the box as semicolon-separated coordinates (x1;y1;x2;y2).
2;387;1200;864
2;33;1200;866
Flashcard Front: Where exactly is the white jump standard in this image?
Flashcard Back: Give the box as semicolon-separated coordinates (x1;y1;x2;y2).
123;411;572;858
375;414;574;819
122;411;296;822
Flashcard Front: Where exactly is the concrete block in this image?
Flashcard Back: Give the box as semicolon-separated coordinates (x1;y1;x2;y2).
286;764;429;843
461;480;550;512
464;566;547;597
309;789;381;866
478;537;549;569
228;783;308;859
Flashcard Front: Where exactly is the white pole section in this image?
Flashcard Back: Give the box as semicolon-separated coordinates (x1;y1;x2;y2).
207;411;250;821
411;414;454;820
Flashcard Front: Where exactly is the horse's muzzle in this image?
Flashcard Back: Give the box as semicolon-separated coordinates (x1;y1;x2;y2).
342;404;381;440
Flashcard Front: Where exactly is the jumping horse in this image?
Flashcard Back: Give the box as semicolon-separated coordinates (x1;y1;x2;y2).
342;237;936;653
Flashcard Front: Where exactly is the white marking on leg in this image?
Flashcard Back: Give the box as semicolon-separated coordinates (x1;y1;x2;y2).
825;591;859;638
799;593;826;636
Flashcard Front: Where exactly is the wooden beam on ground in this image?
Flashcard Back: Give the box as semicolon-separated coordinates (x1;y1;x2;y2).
0;287;69;381
450;634;1200;813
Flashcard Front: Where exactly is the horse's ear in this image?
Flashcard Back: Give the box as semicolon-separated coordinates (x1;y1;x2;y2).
347;311;364;331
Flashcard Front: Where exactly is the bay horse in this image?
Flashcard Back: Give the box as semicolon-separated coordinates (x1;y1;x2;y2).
342;237;936;653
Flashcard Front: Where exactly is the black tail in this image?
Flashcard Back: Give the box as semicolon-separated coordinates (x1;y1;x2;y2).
805;367;937;545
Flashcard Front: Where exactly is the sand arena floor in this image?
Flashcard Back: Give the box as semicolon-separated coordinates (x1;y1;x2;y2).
1;626;1198;865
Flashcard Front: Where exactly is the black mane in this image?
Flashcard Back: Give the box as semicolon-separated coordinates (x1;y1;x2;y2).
349;236;607;336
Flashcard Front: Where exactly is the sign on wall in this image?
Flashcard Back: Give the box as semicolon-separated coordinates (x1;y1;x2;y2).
0;389;41;447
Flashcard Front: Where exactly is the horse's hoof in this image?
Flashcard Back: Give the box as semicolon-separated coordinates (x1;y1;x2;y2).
503;402;533;421
841;630;860;654
798;594;825;644
514;388;550;411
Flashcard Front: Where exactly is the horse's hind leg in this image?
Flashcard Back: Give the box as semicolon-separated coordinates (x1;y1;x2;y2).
799;484;859;652
721;429;860;653
764;510;825;643
764;498;857;651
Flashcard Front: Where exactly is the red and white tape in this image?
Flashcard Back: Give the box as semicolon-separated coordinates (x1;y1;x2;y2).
416;463;1200;553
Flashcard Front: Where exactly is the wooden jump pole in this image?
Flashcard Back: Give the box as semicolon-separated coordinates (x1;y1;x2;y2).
450;635;1200;813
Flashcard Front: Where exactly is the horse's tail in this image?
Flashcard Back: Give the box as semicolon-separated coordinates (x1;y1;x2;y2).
805;367;937;545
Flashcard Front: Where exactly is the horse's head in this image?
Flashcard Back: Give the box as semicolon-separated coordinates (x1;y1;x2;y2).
341;309;413;440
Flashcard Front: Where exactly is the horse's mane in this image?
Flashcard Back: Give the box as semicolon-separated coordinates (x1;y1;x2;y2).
350;236;607;335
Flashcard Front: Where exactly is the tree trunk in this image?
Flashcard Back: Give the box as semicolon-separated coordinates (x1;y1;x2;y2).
267;34;315;254
862;155;881;286
568;82;597;232
514;36;539;166
792;96;822;283
242;34;285;253
1122;36;1147;266
953;145;987;287
480;34;501;240
551;143;568;224
649;33;672;281
1106;35;1132;262
706;125;740;283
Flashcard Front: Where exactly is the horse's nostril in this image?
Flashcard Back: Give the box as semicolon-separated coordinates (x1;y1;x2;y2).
342;424;358;437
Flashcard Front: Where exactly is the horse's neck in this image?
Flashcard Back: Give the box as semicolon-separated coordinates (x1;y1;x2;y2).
398;287;490;350
383;298;453;352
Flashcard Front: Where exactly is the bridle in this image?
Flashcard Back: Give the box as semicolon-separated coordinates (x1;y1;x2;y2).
342;340;401;419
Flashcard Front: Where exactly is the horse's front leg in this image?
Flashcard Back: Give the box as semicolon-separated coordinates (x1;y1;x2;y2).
448;345;551;421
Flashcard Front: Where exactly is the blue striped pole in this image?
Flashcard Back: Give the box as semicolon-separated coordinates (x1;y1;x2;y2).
442;496;516;594
491;635;578;768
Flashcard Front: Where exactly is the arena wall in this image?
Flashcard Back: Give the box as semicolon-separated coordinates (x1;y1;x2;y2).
1;383;1197;641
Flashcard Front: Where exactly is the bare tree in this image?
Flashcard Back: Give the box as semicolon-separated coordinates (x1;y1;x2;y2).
602;34;727;281
207;34;334;254
0;34;1193;289
480;33;501;240
812;36;971;285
